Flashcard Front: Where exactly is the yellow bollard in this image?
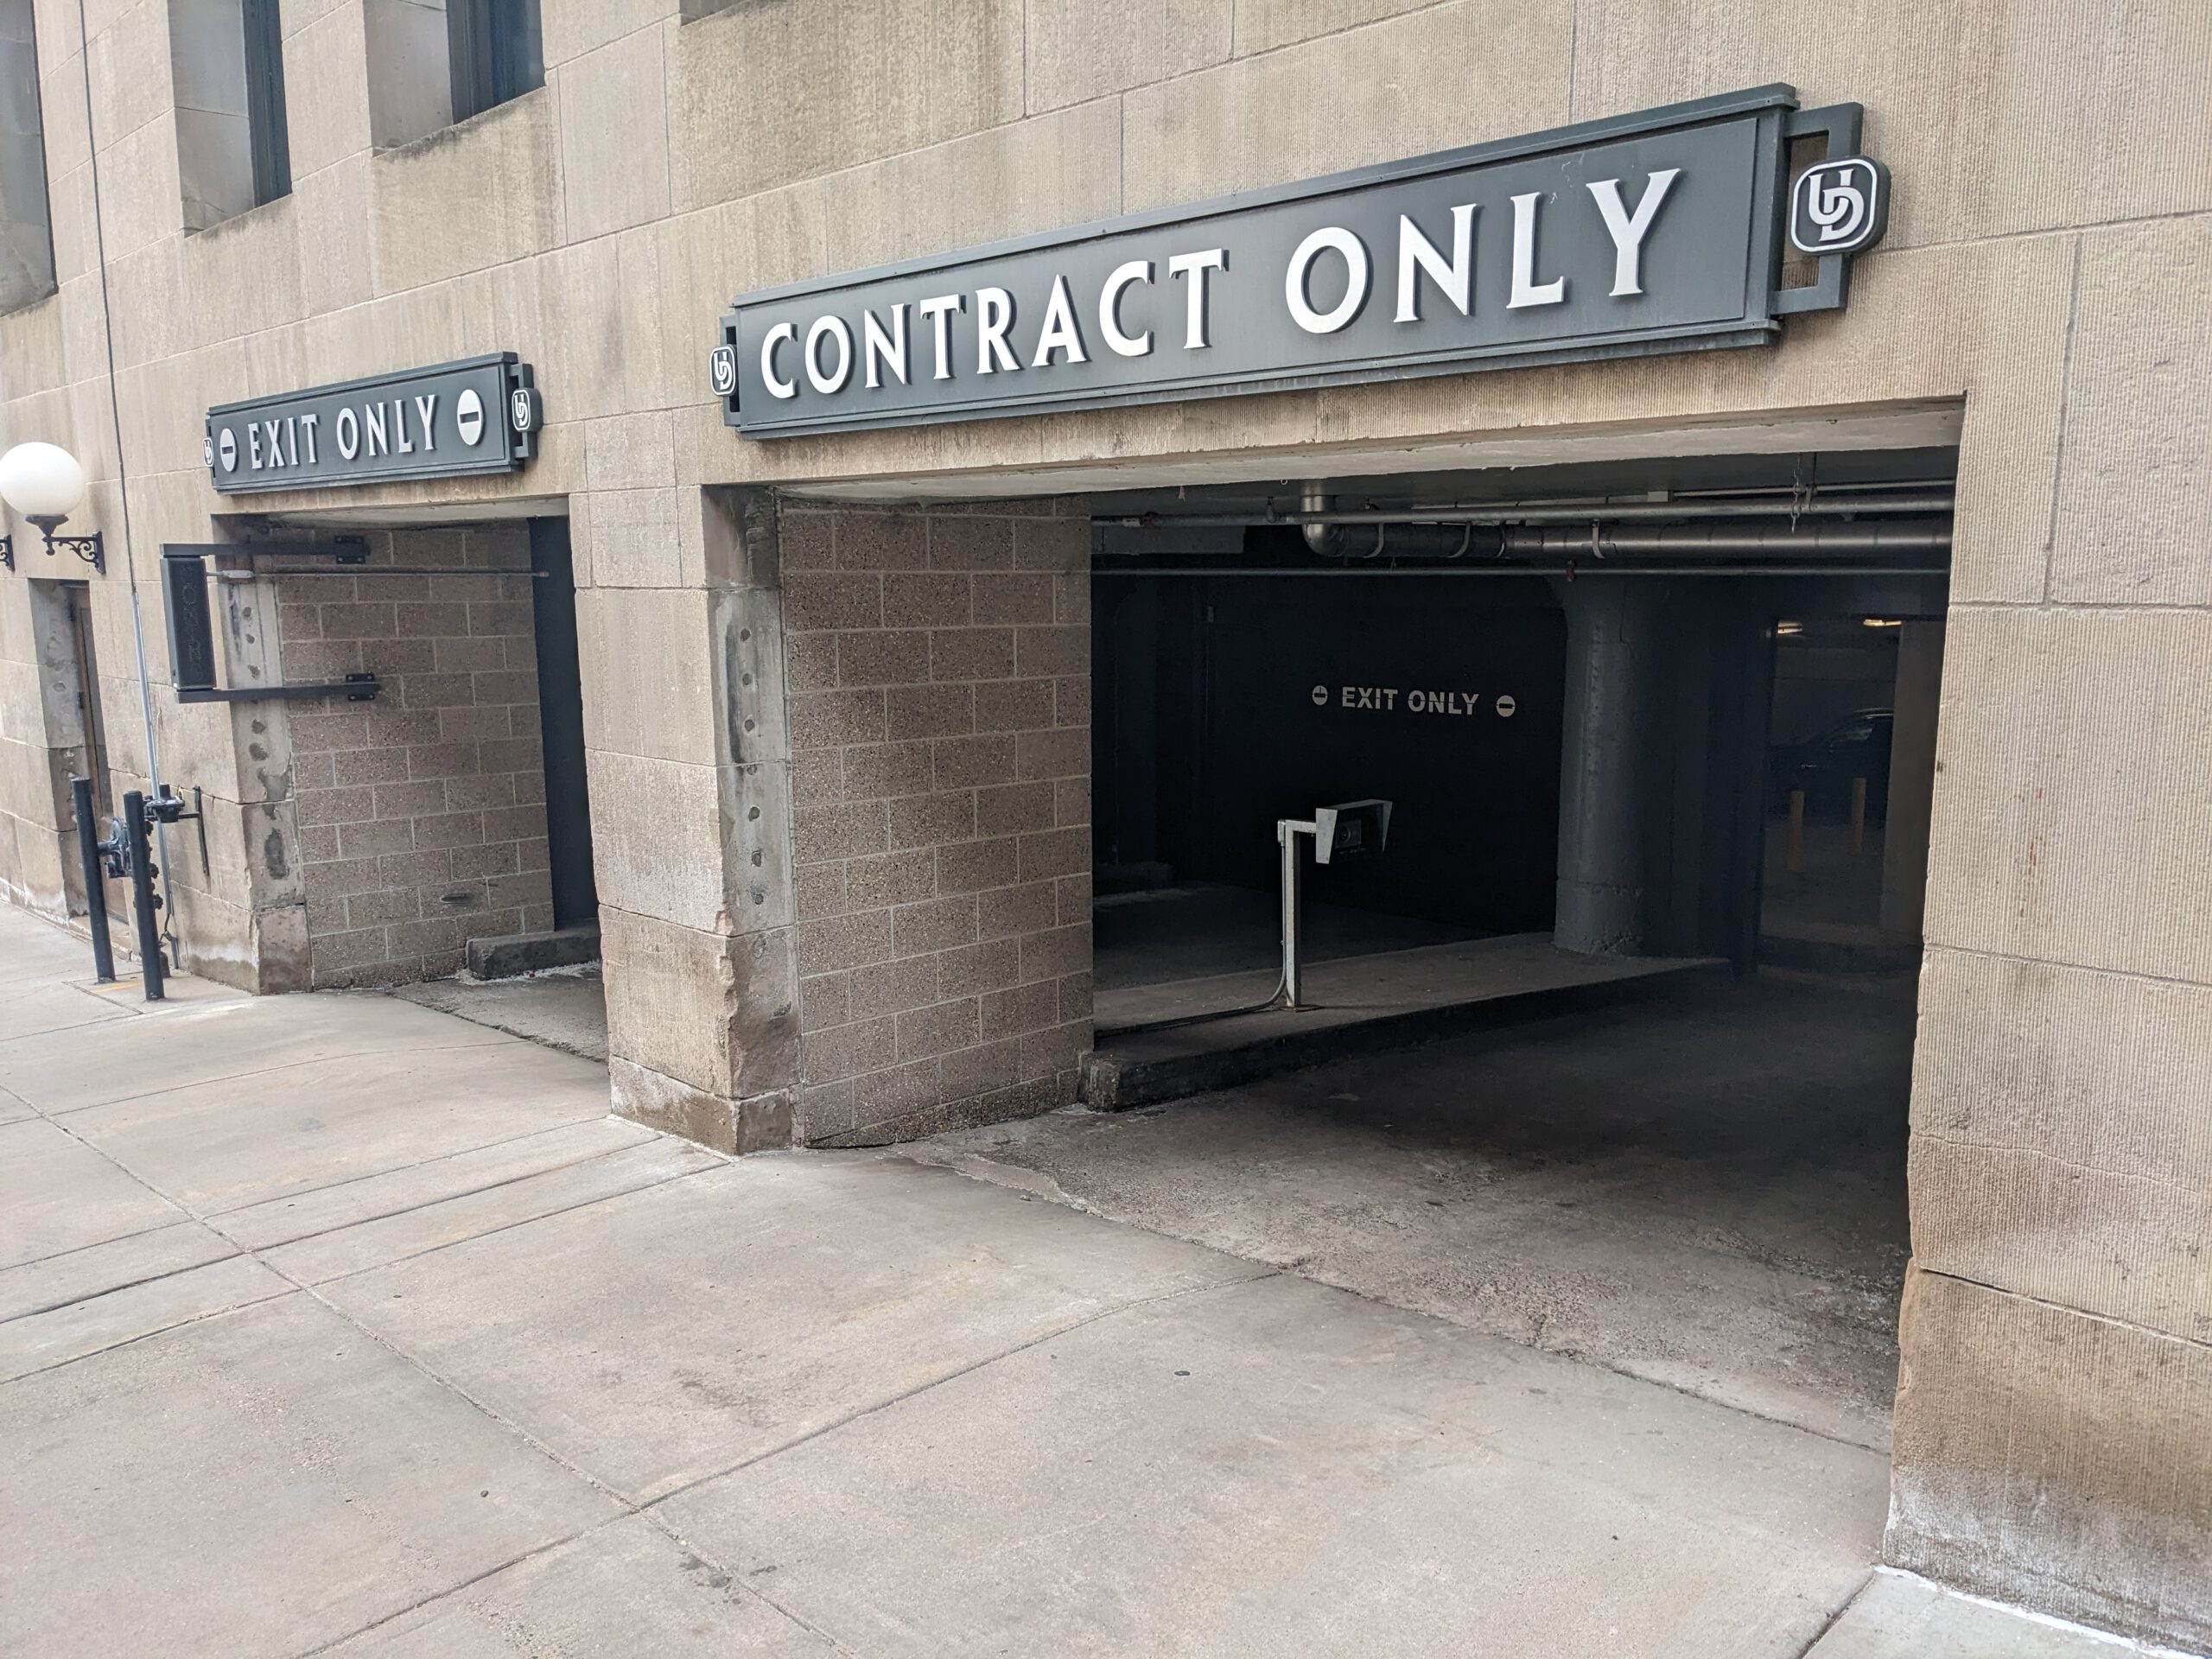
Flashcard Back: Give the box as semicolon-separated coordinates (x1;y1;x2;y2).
1850;776;1867;855
1786;790;1807;873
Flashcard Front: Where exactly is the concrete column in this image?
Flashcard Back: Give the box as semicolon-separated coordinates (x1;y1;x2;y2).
1879;619;1943;938
1553;581;1671;955
591;487;801;1155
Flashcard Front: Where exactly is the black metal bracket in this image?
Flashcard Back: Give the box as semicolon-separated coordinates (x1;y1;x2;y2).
1774;104;1877;317
192;536;529;577
149;785;213;880
163;536;369;563
17;516;105;573
175;671;381;704
162;546;385;704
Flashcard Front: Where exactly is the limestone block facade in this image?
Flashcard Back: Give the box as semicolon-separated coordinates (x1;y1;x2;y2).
0;0;2205;1645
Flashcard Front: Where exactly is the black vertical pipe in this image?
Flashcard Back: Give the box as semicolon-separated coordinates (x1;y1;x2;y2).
71;777;116;984
121;790;164;1001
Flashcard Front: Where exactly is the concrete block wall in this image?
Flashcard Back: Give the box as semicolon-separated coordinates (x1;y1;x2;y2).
778;503;1092;1147
274;525;552;988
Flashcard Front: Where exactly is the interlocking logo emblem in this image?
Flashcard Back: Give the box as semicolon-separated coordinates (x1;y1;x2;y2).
509;387;537;434
1790;157;1887;257
709;344;739;398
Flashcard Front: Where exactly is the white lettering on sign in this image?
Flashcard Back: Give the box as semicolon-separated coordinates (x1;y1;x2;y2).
1166;249;1227;349
1100;261;1154;357
221;393;451;479
1323;684;1521;719
732;159;1704;421
918;295;964;380
863;305;909;388
206;359;531;494
1587;168;1680;296
1507;191;1567;308
1031;275;1089;367
1395;205;1477;323
1286;226;1371;334
976;288;1019;374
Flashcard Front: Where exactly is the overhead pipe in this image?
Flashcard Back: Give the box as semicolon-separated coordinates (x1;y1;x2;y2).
1499;521;1952;557
1299;484;1340;556
1116;491;1956;532
1091;565;1950;578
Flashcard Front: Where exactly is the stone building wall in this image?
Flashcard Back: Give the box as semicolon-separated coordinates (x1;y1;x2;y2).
0;0;2206;1645
779;503;1091;1146
0;579;80;917
273;526;553;988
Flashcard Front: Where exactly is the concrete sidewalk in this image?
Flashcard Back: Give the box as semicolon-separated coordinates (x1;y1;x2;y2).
0;906;2164;1657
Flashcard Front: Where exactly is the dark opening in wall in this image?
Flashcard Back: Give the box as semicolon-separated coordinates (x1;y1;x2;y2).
0;0;55;311
172;0;292;229
1093;560;1566;933
365;0;543;149
448;0;543;124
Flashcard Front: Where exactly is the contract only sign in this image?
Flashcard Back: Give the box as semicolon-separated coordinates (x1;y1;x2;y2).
715;85;1885;438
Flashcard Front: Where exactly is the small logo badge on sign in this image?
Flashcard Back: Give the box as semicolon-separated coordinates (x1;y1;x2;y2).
217;428;238;473
202;435;215;470
1310;684;1330;706
509;387;537;435
455;389;486;447
1789;157;1887;257
1495;695;1517;718
709;345;739;398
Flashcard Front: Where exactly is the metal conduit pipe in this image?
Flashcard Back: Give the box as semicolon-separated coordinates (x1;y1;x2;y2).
1122;491;1956;532
1299;485;1339;556
1282;518;1950;562
1500;521;1952;556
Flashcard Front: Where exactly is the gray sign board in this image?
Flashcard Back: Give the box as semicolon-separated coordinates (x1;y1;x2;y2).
717;86;1881;439
205;354;541;494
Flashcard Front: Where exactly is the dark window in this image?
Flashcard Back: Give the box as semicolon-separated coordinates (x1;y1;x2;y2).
0;0;57;311
242;0;289;205
448;0;543;124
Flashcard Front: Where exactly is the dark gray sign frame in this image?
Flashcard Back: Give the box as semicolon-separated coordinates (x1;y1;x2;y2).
718;86;1878;440
205;353;540;494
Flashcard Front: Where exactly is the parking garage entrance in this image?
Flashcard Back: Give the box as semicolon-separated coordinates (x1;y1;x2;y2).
999;445;1955;1448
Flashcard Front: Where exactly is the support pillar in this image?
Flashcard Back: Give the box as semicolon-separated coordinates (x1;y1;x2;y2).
1553;581;1671;955
1880;618;1944;939
590;486;800;1155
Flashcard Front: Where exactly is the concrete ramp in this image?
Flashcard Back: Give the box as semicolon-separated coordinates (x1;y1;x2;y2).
1083;931;1722;1109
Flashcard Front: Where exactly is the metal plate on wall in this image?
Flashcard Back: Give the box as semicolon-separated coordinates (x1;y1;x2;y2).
719;86;1878;439
205;354;539;494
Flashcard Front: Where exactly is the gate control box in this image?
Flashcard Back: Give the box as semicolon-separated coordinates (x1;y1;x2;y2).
1312;800;1392;865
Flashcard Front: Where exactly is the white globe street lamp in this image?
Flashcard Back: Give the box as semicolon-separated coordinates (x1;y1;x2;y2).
0;442;105;573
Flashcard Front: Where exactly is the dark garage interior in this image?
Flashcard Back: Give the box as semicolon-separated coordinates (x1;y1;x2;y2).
969;447;1957;1448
